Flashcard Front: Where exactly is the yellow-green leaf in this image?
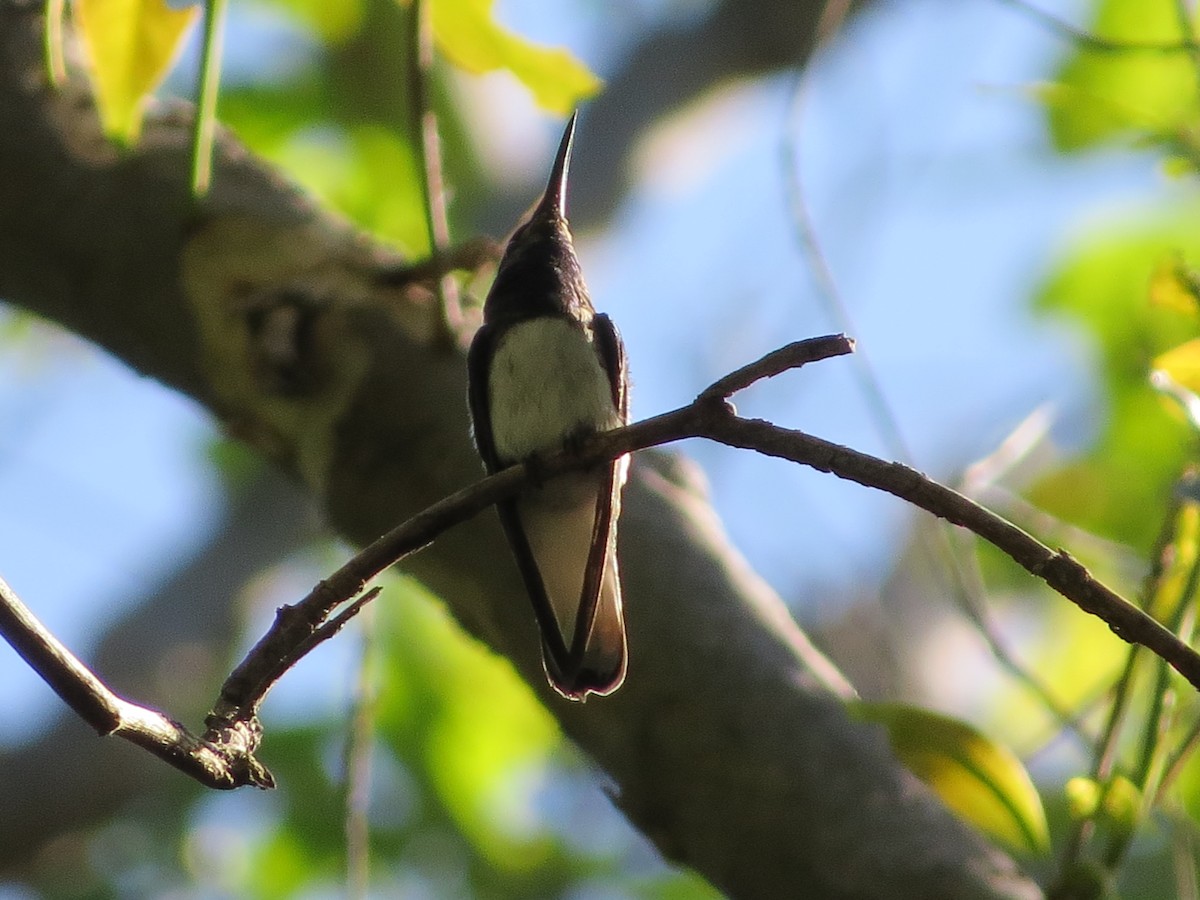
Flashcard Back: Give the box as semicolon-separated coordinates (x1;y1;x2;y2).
75;0;199;144
1154;338;1200;395
429;0;601;114
851;702;1050;855
1148;254;1200;315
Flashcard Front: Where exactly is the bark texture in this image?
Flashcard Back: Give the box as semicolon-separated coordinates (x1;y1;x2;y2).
0;4;1041;897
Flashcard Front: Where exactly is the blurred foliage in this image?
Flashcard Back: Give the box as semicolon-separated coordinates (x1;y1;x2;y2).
1031;218;1198;550
845;2;1200;897
964;2;1200;894
65;0;599;218
1046;0;1200;158
851;702;1050;855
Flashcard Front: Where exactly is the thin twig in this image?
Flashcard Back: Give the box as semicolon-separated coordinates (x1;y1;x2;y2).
407;0;462;346
212;338;1200;732
696;413;1200;692
8;336;1200;790
996;0;1200;53
344;603;378;899
700;334;854;399
0;574;270;789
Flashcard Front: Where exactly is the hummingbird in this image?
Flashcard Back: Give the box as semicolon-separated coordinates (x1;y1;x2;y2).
467;112;630;701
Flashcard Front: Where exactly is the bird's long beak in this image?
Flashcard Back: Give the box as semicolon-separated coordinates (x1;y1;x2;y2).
535;111;578;221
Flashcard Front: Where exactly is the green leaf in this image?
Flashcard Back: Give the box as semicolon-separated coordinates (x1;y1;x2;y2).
1046;0;1200;152
429;0;602;113
851;702;1050;855
74;0;200;144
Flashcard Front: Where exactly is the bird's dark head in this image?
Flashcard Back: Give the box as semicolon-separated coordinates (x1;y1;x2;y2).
483;112;593;325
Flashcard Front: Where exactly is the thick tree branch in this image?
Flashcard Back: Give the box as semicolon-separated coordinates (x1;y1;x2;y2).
0;6;1039;897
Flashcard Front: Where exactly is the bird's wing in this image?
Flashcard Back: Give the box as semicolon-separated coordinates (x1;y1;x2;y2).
466;324;502;473
551;311;629;696
593;313;629;422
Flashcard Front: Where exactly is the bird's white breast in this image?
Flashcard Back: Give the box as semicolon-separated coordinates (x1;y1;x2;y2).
488;317;621;462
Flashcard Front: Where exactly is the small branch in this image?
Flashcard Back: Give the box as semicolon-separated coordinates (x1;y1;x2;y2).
212;334;1200;734
8;334;1200;792
698;413;1200;692
0;575;269;789
699;334;854;400
782;9;1082;739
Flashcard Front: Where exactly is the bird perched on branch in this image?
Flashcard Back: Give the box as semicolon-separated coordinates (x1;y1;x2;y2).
467;112;630;700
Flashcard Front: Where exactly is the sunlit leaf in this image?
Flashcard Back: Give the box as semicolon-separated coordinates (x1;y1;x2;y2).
851;702;1050;855
74;0;200;144
1148;254;1200;314
1154;338;1200;395
428;0;602;113
1046;0;1200;152
257;125;429;254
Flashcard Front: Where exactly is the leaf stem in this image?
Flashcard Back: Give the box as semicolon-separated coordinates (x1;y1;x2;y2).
190;0;227;196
